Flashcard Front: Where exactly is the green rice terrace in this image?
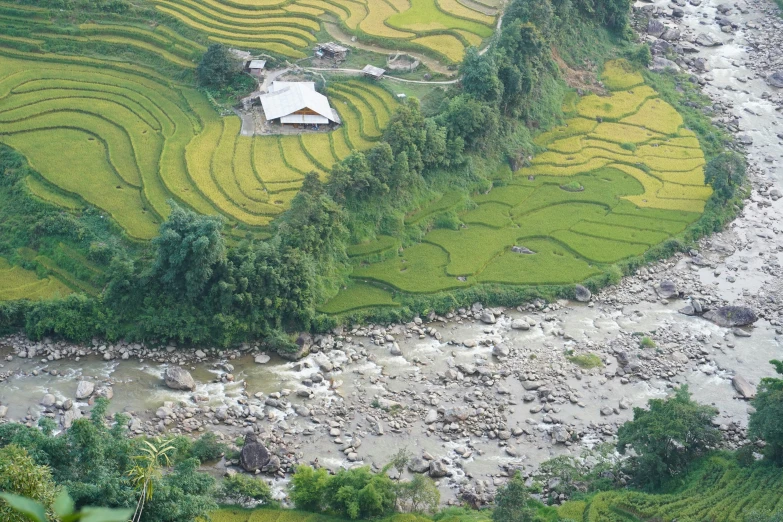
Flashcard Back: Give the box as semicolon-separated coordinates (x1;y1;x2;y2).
0;47;395;240
148;0;497;63
322;61;712;314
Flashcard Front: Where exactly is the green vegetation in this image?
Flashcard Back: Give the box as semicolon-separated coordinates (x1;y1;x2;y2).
639;336;655;349
617;386;721;488
566;353;603;369
749;360;783;464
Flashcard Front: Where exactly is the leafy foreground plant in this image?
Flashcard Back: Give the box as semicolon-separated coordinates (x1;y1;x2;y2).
0;491;131;522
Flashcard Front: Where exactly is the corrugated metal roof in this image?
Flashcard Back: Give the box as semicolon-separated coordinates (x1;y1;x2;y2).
248;59;266;69
260;82;337;122
362;64;386;77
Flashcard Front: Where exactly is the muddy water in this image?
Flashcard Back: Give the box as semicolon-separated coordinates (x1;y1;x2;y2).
1;0;783;502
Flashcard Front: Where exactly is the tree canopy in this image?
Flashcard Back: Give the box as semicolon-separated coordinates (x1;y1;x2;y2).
749;360;783;464
617;386;721;488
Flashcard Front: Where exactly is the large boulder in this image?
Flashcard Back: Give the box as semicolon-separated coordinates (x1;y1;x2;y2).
164;366;196;391
240;433;271;472
574;284;591;302
479;311;496;324
732;375;756;399
767;71;783;89
647;19;665;37
408;457;430;473
75;380;95;400
429;460;447;478
656;280;678;299
702;306;758;327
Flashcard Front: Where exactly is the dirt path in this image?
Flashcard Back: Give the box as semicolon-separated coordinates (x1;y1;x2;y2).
304;66;459;84
323;22;457;76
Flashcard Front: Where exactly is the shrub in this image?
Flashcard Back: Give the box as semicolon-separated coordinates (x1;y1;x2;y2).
620;142;637;152
0;445;60;522
567;353;602;369
639;336;655;349
221;474;274;506
190;432;227;463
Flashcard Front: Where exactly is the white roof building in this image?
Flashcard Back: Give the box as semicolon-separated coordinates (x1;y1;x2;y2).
259;81;340;125
248;59;266;70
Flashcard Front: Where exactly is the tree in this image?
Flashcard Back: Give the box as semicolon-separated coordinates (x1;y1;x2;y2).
289;465;330;512
749;360;783;464
126;438;176;522
150;201;225;301
396;474;440;514
492;472;535;522
197;44;239;89
617;385;721;488
386;447;412;480
460;47;502;103
0;445;60;522
705;152;746;203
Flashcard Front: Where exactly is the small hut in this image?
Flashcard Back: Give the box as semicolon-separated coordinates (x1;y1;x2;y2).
362;64;386;80
246;59;266;76
315;42;349;61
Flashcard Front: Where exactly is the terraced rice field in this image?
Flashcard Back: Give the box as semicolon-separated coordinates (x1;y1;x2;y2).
558;457;783;522
322;60;713;314
0;46;396;239
0;257;72;301
150;0;497;63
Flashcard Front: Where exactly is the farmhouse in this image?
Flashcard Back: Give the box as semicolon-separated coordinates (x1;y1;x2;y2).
315;42;348;61
259;81;340;126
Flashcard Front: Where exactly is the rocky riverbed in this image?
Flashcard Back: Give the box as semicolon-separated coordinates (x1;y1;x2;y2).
1;0;782;506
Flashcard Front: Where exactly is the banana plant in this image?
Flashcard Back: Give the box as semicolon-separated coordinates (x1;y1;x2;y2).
126;437;176;522
0;490;132;522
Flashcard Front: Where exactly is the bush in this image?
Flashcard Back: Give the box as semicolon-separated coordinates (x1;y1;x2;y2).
639;336;655;349
0;445;60;522
221;474;274;506
190;432;226;463
567;353;602;369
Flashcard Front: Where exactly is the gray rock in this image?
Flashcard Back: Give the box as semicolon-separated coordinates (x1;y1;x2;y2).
195;349;207;358
424;409;439;424
511;319;530;330
660;28;681;41
254;354;271;364
574;284;591;302
262;455;281;473
0;405;7;418
732;375;756;399
75;380;94;400
62;407;81;429
41;394;56;407
552;425;569;443
702;306;758;327
408;457;430;473
600;407;614;416
480;311;496;324
678;305;696;316
390;343;403;356
429;460;447;478
164;366;196;391
240;433;271;472
696;33;720;47
647;19;665;37
766;71;783;89
492;344;510;357
511;246;535;254
650;56;680;71
619;398;632;410
656;280;678;299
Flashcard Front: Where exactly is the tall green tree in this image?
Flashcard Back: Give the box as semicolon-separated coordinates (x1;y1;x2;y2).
749;360;783;464
617;386;721;488
151;202;225;301
460;47;502;103
492;472;535;522
196;44;239;89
